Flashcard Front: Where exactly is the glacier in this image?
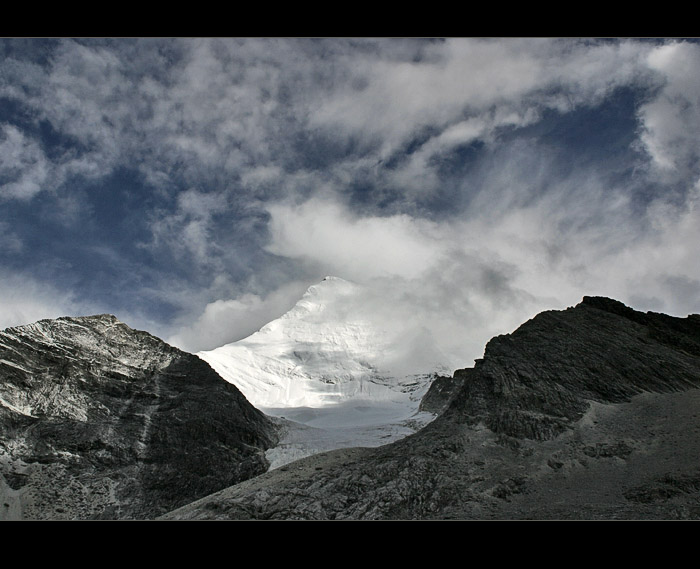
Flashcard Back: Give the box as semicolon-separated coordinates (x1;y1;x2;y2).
198;276;451;467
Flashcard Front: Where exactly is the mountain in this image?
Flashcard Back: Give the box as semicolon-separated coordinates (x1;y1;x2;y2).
198;276;449;427
0;314;278;520
162;296;700;520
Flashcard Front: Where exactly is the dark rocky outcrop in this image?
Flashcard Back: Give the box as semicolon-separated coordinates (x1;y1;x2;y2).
442;296;700;440
418;373;465;415
161;296;700;520
0;314;278;520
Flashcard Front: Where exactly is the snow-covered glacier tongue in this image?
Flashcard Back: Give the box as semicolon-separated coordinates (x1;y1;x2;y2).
197;276;451;467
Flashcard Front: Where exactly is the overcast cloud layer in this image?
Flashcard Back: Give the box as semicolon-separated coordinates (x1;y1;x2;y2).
2;38;700;369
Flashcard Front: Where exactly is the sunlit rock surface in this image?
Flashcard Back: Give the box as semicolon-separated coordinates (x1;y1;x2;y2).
0;314;278;520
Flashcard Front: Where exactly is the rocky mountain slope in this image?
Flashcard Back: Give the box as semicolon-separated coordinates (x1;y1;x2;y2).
0;314;278;520
162;296;700;520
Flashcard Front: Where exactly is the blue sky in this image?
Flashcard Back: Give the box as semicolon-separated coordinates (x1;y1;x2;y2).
2;38;700;366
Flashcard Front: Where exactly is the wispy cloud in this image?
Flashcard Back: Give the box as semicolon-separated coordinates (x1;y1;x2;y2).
0;270;88;329
637;41;700;183
0;124;49;200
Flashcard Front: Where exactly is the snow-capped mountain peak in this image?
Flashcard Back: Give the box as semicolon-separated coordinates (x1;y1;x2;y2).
197;277;448;422
259;276;359;332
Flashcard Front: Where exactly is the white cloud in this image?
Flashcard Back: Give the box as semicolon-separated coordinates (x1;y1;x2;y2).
0;124;49;200
0;271;87;330
309;39;546;151
637;41;700;181
310;39;653;159
147;188;229;269
0;222;22;253
265;197;448;281
620;180;700;316
385;108;542;195
166;279;310;352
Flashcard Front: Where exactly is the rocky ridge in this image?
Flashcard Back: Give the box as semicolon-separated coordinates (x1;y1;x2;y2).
443;295;700;440
0;314;278;520
162;296;700;520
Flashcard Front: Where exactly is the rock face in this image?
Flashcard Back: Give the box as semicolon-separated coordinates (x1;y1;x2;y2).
417;374;465;415
0;314;278;520
443;295;700;440
161;296;700;520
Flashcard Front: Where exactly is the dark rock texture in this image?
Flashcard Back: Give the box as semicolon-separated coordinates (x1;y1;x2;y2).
0;314;278;520
161;296;700;520
443;295;700;440
418;373;465;415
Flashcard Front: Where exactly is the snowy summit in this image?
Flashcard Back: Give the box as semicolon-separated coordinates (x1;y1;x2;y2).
198;276;447;427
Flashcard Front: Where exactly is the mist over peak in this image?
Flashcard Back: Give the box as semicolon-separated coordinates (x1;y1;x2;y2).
198;274;449;418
